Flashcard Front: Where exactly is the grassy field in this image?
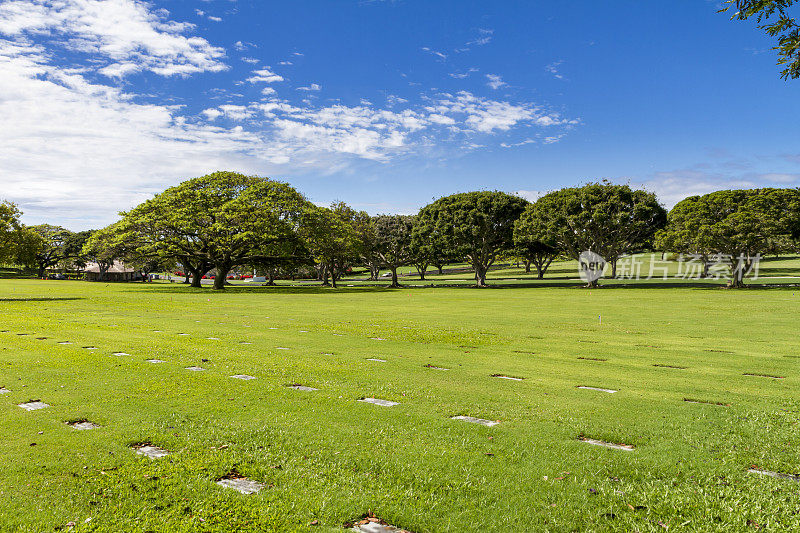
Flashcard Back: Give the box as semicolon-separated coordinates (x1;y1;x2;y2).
1;275;799;532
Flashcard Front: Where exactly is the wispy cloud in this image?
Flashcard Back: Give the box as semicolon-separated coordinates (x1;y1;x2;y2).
486;74;507;90
545;60;564;80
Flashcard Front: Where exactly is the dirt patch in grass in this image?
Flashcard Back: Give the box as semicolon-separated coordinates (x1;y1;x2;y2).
743;373;785;379
577;357;607;362
653;364;688;369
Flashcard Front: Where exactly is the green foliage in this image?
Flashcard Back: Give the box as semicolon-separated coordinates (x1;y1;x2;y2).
656;188;800;286
29;224;74;277
373;214;415;287
722;0;800;79
415;191;529;286
301;202;364;288
0;200;42;267
521;182;666;281
121;171;313;289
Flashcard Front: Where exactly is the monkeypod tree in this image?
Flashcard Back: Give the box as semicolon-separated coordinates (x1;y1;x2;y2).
524;182;666;286
657;188;800;287
373;214;415;287
416;191;529;287
29;224;74;278
121;172;312;290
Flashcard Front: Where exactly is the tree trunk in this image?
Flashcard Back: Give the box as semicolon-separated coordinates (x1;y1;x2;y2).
524;260;531;274
183;273;190;284
415;263;427;280
213;265;230;290
611;258;618;279
473;261;487;287
266;268;276;286
390;267;400;288
37;263;46;279
330;264;338;288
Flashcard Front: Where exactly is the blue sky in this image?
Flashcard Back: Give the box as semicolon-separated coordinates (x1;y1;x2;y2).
1;0;798;230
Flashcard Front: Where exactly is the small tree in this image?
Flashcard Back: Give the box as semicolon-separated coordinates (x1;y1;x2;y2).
302;203;361;288
374;215;415;287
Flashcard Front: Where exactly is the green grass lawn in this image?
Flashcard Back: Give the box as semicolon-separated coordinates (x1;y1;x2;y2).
1;278;799;532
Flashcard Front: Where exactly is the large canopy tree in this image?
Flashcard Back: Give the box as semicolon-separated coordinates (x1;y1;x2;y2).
121;172;313;290
657;188;800;287
29;224;74;278
373;214;415;287
523;182;667;286
415;191;529;287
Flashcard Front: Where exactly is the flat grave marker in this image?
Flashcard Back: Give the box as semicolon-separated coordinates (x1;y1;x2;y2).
451;415;499;427
366;358;386;362
0;387;10;395
577;386;617;393
216;477;265;494
134;445;169;459
19;401;49;411
748;468;800;482
287;384;318;391
578;436;634;451
491;374;523;381
185;366;205;371
231;374;256;380
68;420;100;430
112;352;130;356
358;397;399;407
146;359;166;364
275;347;289;350
423;364;449;370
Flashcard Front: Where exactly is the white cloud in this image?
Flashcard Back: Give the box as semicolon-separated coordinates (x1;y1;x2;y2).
0;2;578;229
0;0;228;77
514;190;544;203
421;47;447;60
208;16;222;22
486;74;507;90
546;61;564;80
429;91;571;133
247;67;284;83
297;83;321;91
241;57;259;64
279;60;292;65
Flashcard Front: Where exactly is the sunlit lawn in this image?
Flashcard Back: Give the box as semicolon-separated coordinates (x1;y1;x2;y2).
1;275;799;531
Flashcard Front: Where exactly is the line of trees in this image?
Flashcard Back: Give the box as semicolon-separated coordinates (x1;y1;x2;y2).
2;172;799;288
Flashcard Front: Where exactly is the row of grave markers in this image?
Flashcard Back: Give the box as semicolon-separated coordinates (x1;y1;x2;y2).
3;327;798;526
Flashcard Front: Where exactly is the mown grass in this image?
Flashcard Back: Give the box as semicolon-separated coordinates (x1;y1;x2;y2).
0;277;799;532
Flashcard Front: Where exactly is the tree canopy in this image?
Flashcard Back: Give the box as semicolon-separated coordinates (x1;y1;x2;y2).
723;0;800;79
120;171;313;289
415;191;529;286
521;182;666;285
657;188;800;286
373;214;415;287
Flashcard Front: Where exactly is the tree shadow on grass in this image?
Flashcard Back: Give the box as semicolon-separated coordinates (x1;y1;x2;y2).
0;297;86;302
